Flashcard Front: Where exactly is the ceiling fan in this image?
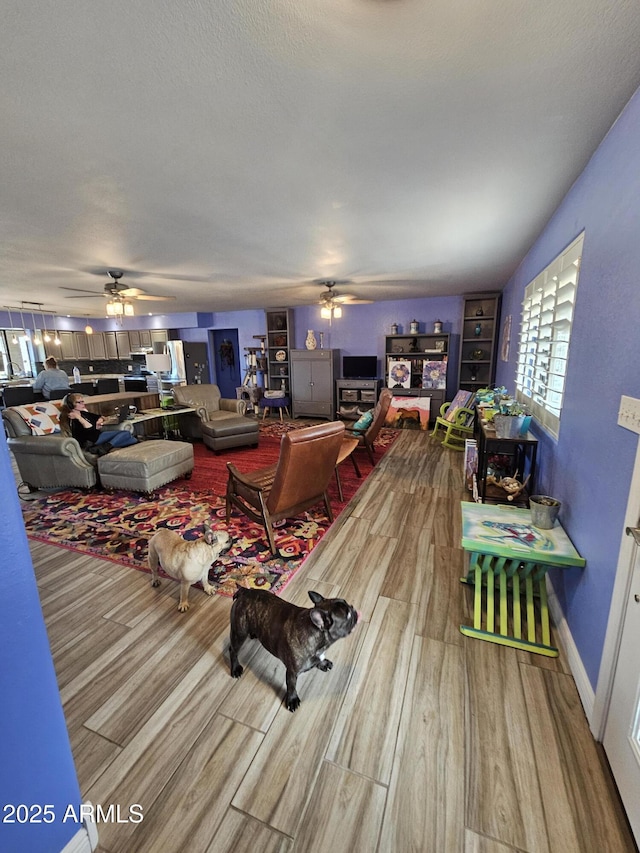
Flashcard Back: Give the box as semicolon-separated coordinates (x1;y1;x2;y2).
61;270;176;302
317;280;373;310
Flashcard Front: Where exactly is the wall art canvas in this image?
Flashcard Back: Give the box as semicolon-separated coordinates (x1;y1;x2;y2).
384;395;431;430
444;389;473;422
387;359;412;389
422;359;447;389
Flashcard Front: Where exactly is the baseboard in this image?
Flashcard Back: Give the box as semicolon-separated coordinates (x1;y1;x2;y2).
60;803;98;853
546;576;595;724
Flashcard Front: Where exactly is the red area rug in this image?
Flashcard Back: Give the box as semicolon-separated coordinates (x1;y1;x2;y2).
21;423;397;597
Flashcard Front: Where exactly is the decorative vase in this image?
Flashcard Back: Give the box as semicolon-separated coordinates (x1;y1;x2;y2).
475;323;482;336
305;330;317;350
476;307;484;316
409;319;419;334
319;331;324;349
391;323;399;335
433;320;443;333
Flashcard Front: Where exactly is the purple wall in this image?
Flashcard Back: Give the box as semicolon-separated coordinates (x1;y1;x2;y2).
496;85;640;689
0;434;82;852
294;296;464;400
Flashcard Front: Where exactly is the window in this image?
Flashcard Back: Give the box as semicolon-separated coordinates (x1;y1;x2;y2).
515;232;583;439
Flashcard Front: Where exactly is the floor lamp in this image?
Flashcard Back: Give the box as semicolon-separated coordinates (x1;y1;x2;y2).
145;353;172;404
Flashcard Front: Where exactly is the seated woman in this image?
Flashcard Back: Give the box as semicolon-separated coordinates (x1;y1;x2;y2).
59;393;138;454
32;356;71;399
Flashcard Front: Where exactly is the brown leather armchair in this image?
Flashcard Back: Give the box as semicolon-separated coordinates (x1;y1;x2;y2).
225;420;345;554
346;387;393;464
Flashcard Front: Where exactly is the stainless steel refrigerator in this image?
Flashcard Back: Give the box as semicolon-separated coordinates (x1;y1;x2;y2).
166;340;209;385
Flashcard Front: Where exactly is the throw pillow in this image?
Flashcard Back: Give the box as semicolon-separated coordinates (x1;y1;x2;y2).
11;401;63;435
352;409;373;434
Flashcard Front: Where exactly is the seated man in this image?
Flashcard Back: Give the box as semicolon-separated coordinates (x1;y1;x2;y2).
32;356;71;399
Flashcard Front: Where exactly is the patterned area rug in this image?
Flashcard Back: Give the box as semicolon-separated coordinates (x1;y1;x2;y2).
21;422;397;597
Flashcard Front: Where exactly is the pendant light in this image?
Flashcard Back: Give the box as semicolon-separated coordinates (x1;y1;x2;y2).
85;315;94;335
6;306;19;344
19;306;30;341
52;313;61;347
29;308;41;346
42;309;51;343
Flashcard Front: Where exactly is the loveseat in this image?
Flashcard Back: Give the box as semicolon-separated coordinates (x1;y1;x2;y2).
172;384;259;452
3;400;107;489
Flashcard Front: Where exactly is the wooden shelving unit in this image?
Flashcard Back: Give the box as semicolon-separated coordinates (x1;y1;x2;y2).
384;332;450;419
458;293;502;393
265;309;294;395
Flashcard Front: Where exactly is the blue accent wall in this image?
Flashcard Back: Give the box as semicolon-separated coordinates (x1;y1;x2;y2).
496;85;640;689
0;432;82;853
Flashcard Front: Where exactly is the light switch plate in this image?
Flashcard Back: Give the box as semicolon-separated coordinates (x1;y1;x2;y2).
618;395;640;434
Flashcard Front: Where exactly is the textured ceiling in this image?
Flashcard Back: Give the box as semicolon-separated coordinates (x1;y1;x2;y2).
2;0;640;317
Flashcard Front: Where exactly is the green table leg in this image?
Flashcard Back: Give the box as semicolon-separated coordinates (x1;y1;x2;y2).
460;551;558;657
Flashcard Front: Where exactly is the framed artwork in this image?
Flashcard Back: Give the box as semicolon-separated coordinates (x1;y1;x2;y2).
387;359;412;389
444;389;473;422
422;360;447;389
434;340;445;352
384;396;431;430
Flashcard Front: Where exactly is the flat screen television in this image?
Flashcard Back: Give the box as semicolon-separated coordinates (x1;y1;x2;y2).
342;355;378;380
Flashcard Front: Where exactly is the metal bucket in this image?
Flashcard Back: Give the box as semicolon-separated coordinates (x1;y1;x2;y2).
493;414;526;439
529;495;561;529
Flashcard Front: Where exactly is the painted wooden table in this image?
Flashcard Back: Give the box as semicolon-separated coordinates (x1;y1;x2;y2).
460;502;585;656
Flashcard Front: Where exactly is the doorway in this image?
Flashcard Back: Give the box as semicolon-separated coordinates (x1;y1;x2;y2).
596;407;640;847
211;329;240;400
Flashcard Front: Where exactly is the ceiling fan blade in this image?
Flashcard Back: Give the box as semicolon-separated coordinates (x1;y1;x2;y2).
131;294;177;301
60;286;104;297
117;287;147;297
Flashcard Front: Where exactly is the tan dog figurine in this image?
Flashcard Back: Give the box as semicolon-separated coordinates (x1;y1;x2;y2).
148;522;231;612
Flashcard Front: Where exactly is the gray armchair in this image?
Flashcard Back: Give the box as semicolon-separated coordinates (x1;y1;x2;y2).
3;407;97;490
172;384;259;451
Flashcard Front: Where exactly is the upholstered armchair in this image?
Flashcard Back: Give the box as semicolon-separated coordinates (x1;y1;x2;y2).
345;387;393;465
225;420;345;554
172;384;258;451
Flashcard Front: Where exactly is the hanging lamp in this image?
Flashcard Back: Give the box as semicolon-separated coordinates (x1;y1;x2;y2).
6;306;19;344
52;313;61;346
85;315;94;335
19;306;30;341
30;308;41;346
42;309;51;343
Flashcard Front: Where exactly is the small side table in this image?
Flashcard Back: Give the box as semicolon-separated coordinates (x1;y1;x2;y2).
460;502;585;657
259;396;291;422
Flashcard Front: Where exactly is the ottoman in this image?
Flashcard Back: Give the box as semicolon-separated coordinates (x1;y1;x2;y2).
201;415;259;452
98;440;194;492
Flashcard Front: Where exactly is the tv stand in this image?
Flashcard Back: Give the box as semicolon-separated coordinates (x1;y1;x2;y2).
336;378;382;420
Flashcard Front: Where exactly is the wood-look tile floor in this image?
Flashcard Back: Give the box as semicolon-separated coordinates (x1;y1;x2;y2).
24;429;637;852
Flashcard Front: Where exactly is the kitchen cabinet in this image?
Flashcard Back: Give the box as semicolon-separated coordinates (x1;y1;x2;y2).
138;329;152;347
58;331;77;360
290;349;339;420
104;332;118;359
88;333;106;359
150;329;168;349
74;332;91;359
115;331;131;357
